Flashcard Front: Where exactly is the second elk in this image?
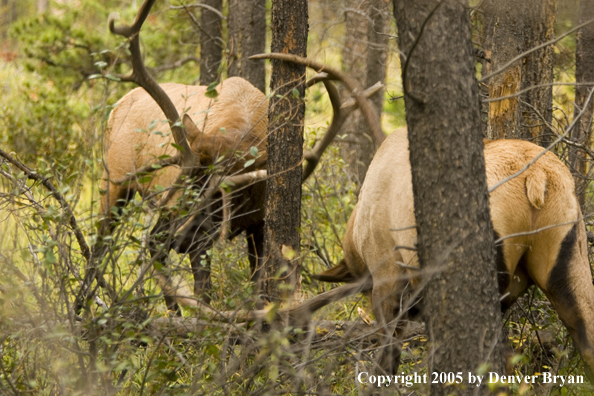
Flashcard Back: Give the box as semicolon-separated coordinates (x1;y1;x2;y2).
314;128;594;380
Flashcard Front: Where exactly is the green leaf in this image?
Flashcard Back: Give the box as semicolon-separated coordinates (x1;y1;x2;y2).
291;88;300;98
171;143;183;151
244;159;255;168
250;146;258;157
205;81;219;98
88;74;102;80
137;175;153;184
105;74;121;81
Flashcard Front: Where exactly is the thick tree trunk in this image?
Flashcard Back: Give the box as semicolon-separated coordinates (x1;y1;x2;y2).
227;0;266;92
393;0;505;394
569;0;594;207
263;0;308;302
199;0;222;85
483;0;557;146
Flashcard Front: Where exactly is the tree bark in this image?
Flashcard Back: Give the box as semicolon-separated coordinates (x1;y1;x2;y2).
339;0;389;185
392;0;505;394
483;0;558;146
263;0;308;302
340;0;373;185
227;0;266;92
199;0;223;85
569;0;594;207
37;0;48;14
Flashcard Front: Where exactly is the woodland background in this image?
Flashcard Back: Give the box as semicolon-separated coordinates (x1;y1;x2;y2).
0;0;592;395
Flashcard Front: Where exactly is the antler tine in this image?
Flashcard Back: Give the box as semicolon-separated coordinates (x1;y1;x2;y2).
250;53;386;145
108;0;194;166
306;72;330;88
302;81;384;182
108;0;157;37
302;78;342;181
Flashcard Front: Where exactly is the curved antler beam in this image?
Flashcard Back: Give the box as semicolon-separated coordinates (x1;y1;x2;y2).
250;53;386;146
108;1;195;167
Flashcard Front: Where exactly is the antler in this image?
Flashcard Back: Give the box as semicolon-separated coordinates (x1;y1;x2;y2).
302;77;383;181
250;53;386;146
108;0;195;167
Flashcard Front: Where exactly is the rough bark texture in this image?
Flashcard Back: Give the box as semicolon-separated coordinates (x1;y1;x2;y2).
263;0;308;302
340;0;388;185
227;0;266;92
366;0;389;123
199;0;222;85
569;0;594;207
340;0;371;185
392;0;505;393
483;0;558;146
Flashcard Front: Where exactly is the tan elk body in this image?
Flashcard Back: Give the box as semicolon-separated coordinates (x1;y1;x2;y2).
100;77;269;307
315;127;594;378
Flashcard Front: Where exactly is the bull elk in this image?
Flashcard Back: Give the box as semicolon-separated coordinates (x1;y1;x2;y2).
312;128;594;379
75;0;384;313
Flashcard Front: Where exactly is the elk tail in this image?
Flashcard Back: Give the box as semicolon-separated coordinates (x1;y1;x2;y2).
525;166;547;210
310;259;356;283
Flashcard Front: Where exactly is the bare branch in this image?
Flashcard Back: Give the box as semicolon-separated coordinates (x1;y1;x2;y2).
0;148;91;263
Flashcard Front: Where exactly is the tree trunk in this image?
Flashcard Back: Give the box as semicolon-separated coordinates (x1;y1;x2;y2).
340;0;373;185
199;0;223;85
263;0;308;302
366;0;389;119
37;0;48;14
392;1;505;394
569;0;594;207
227;0;266;92
483;0;558;146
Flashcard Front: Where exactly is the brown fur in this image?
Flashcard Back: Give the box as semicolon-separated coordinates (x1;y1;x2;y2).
315;128;594;379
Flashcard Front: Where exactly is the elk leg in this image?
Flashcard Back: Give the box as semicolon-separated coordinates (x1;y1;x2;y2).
75;185;135;313
529;224;594;381
189;249;212;304
371;276;405;374
149;216;180;314
247;223;265;293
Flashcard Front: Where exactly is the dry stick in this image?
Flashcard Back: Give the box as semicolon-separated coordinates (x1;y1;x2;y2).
249;53;386;145
169;3;227;20
495;218;584;244
489;86;594;193
479;17;594;84
483;82;594;103
0;148;91;263
149;56;200;74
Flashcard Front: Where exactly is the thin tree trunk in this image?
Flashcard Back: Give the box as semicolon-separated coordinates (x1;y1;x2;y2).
37;0;48;14
392;1;505;394
340;0;371;185
227;0;243;78
263;0;308;302
241;0;266;93
570;0;594;207
200;0;222;85
483;0;557;146
227;0;266;92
